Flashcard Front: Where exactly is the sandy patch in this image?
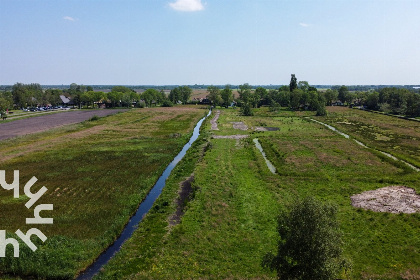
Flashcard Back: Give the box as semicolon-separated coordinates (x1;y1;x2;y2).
231;122;248;131
211;110;220;130
351;186;420;214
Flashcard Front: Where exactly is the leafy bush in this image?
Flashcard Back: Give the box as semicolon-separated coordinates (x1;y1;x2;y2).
263;197;345;280
240;103;253;116
162;100;174;107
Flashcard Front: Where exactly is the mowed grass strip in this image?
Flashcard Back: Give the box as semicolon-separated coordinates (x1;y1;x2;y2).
316;106;420;168
0;106;205;279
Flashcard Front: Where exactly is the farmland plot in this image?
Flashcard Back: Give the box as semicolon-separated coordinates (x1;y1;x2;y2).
0;107;204;279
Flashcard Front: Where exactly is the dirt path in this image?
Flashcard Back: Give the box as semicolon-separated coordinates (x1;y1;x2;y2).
0;109;127;141
211;110;220;130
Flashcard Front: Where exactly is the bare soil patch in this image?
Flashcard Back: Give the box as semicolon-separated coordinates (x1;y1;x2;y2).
0;109;126;141
254;126;279;131
212;135;249;140
169;174;195;226
231;121;248;131
211;110;220;130
351;186;420;214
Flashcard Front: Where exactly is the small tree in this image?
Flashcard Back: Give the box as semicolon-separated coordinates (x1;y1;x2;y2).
263;197;345;280
240;103;253;116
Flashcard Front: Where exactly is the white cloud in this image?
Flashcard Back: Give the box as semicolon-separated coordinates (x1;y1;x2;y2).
169;0;204;12
63;16;76;21
299;22;311;28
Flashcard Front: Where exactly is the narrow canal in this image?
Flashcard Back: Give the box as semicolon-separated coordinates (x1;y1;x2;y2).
77;110;211;279
253;138;276;174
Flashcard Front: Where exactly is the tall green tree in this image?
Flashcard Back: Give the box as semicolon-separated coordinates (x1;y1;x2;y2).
142;89;159;107
405;92;420;117
263;197;345;280
298;81;309;92
238;83;254;115
278;90;290;107
169;86;192;104
107;91;123;107
324;89;338;106
255;87;267;107
220;85;234;107
91;91;105;107
289;74;297;92
207;86;221;106
365;92;380;110
12;83;29;108
289;89;302;110
0;97;11;112
238;83;253;104
338;86;348;104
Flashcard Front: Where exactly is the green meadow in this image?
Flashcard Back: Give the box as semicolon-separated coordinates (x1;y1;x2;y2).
0;107;205;279
96;107;420;280
0;106;419;279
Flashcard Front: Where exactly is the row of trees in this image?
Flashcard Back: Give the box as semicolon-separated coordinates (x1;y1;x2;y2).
326;85;420;117
2;81;418;117
0;83;201;111
228;75;327;116
210;75;419;118
206;85;234;108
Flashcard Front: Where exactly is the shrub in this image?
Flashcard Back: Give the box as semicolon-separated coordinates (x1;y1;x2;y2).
240;103;253;116
162;100;174;107
263;197;345;280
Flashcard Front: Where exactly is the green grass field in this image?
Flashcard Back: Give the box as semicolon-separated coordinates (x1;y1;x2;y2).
96;107;420;280
1;106;419;279
0;106;205;279
316;106;420;168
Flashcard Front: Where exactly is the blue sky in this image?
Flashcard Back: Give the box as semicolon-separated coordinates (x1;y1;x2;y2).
0;0;419;85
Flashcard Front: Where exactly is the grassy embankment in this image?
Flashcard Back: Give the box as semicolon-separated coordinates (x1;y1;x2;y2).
98;107;419;280
0;106;205;279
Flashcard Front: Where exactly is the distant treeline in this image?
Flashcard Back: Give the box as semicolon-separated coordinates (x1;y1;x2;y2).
227;76;420;117
0;83;196;110
1;80;419;117
1;84;419;91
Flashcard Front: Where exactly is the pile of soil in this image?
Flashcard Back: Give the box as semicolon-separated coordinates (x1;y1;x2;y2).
351;186;420;214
